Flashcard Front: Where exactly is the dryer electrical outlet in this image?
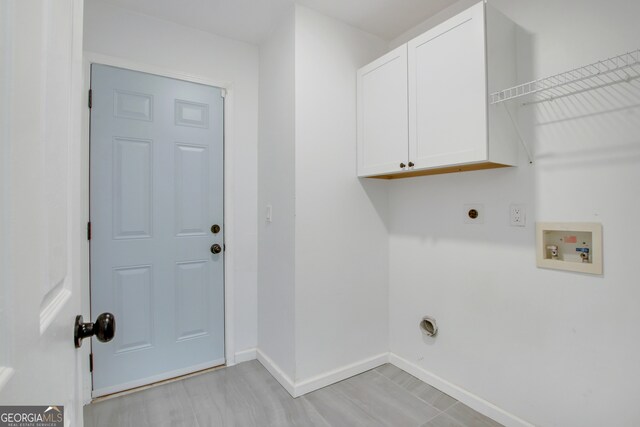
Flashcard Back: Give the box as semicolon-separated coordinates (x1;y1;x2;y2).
464;204;484;224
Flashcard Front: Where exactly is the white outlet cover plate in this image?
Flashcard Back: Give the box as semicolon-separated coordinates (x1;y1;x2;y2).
510;203;526;226
464;203;484;224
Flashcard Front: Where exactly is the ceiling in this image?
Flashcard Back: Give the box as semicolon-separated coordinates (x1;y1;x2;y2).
298;0;458;41
100;0;459;44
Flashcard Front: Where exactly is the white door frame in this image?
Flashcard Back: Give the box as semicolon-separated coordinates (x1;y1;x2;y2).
81;52;237;403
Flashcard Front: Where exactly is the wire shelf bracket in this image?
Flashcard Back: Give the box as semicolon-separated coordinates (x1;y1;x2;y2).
502;103;533;164
490;49;640;105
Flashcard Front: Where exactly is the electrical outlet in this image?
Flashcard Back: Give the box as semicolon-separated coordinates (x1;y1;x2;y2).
510;204;526;227
464;204;484;224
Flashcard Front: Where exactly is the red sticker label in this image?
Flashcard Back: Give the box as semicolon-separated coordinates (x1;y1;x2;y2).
564;235;577;243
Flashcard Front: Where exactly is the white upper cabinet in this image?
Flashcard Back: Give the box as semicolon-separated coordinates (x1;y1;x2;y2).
408;2;487;169
357;45;409;177
357;1;518;178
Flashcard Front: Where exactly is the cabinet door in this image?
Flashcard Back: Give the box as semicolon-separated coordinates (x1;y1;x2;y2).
408;1;487;169
357;45;409;177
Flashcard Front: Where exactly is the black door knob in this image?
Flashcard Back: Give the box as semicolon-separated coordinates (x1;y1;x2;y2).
74;312;116;348
211;244;222;254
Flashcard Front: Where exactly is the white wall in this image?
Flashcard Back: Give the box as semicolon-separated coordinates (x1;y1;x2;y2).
293;6;389;381
257;6;297;380
83;0;259;356
257;5;390;387
388;1;640;426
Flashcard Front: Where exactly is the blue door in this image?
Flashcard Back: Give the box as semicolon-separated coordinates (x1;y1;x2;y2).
90;64;225;396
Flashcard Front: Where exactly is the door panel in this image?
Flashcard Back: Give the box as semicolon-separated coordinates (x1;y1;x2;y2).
175;260;210;341
113;266;154;354
90;65;224;397
112;137;153;239
408;1;487;169
114;90;153;121
174;143;209;236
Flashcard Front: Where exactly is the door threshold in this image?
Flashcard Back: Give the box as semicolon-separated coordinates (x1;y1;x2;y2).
91;363;226;403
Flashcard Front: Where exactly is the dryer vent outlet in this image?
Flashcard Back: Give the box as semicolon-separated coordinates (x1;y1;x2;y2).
419;316;438;337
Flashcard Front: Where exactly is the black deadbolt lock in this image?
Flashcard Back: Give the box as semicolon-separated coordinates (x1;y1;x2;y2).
211;224;221;234
74;312;116;348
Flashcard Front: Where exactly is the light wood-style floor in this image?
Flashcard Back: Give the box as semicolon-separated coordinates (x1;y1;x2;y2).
84;360;503;427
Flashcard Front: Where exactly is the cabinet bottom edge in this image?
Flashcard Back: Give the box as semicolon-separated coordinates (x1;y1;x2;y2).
365;162;513;180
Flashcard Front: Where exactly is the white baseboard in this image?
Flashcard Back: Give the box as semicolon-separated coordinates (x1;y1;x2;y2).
295;353;389;396
388;353;534;427
254;348;528;427
256;349;389;398
234;348;257;364
256;349;297;396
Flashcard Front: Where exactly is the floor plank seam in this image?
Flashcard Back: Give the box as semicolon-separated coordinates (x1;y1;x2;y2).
180;380;203;427
299;395;332;427
370;368;444;415
421;409;445;426
375;365;459;413
363;369;443;426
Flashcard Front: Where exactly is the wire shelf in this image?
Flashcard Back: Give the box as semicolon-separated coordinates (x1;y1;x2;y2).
490;49;640;105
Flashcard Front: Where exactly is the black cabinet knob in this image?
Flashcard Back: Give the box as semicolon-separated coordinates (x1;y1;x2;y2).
400;163;406;168
408;162;415;167
74;313;116;348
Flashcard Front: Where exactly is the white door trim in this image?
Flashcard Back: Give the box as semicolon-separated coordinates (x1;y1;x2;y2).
81;52;237;404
